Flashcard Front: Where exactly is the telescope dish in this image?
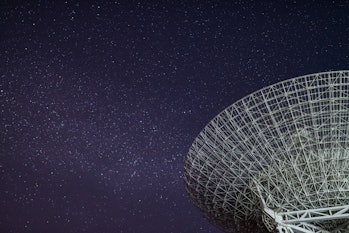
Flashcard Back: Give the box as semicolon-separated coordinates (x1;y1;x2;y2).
184;71;349;233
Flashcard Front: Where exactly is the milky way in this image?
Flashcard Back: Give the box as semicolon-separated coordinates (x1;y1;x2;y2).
1;1;348;233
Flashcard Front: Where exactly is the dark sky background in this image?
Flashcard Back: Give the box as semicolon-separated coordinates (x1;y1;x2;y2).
0;1;348;233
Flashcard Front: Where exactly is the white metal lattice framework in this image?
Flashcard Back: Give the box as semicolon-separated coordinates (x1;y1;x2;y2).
184;71;349;233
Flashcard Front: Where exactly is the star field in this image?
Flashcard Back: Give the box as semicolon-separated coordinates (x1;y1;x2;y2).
1;1;348;233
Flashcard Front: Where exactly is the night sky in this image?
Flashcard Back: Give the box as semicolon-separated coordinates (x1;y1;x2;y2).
0;1;348;233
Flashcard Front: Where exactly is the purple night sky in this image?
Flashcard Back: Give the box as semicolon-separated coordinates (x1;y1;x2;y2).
1;1;348;232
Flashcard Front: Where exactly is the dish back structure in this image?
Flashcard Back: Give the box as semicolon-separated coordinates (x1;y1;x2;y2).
184;71;349;233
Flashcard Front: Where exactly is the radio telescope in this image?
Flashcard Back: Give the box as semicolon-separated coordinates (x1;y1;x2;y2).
184;71;349;233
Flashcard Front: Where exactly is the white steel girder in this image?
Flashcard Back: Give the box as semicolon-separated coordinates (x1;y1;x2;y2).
281;205;349;224
255;181;349;233
262;205;349;233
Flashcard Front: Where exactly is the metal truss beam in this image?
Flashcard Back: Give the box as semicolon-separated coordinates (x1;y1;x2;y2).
280;205;349;224
262;205;349;233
